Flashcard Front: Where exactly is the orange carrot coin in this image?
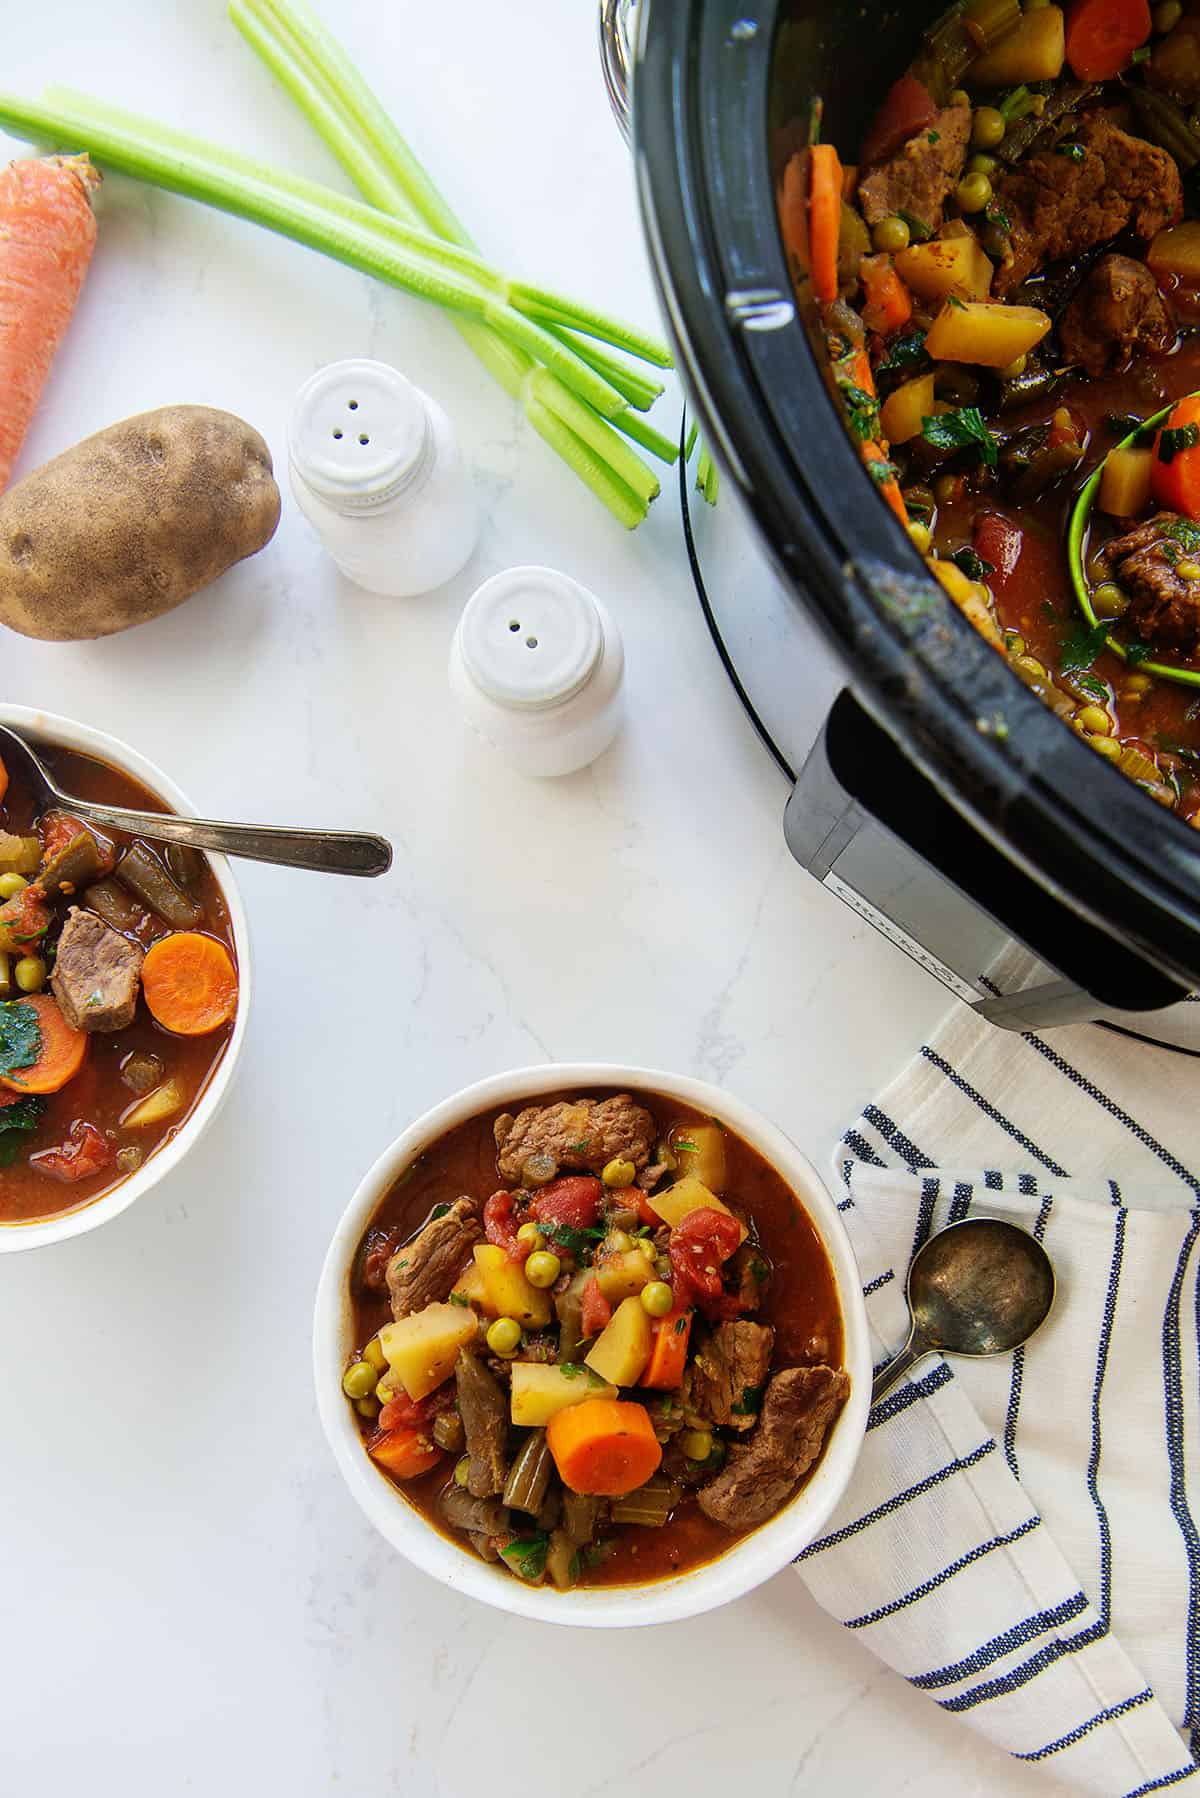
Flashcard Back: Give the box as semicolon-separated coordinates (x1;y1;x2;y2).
0;993;87;1095
142;932;238;1036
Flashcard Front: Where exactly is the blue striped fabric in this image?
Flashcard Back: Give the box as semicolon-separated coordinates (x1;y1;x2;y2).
798;990;1200;1795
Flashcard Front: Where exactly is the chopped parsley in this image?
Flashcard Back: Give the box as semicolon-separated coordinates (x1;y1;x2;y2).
500;1534;548;1582
877;331;927;375
750;1257;771;1285
952;546;996;582
838;380;880;443
1054;141;1085;161
1157;423;1200;465
1058;618;1112;671
582;1538;616;1568
1105;412;1142;438
0;1094;46;1167
1125;639;1155;666
1075;674;1110;699
1132;44;1150;61
539;1220;606;1255
946;293;967;311
984;199;1012;235
1163;518;1200;553
921;406;998;469
673;1316;689;1336
448;1291;469;1307
866;453;901;487
430;1203;450;1220
897;209;932;242
927;129;941;144
0;1000;43;1084
568;1139;591;1156
672;1139;699;1154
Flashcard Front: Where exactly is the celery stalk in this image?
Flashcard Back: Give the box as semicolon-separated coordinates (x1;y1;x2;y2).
0;90;628;419
243;0;672;363
525;397;648;530
544;327;665;412
528;369;660;505
611;407;681;466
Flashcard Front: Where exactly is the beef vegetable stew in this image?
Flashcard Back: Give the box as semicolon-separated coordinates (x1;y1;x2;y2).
344;1091;848;1592
0;740;238;1223
780;0;1200;821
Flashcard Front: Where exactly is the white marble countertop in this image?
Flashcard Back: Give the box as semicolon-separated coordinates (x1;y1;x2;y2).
0;3;1056;1793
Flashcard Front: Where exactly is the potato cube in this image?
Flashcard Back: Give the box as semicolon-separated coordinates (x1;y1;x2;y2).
971;6;1064;83
585;1296;654;1387
510;1362;617;1427
924;300;1050;367
595;1248;656;1304
472;1243;552;1328
647;1174;748;1241
881;374;936;447
450;1261;486;1307
379;1302;479;1401
668;1121;727;1191
894;236;992;304
1099;446;1154;519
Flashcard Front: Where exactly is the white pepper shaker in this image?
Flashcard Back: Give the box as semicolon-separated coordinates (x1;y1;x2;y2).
448;565;625;776
288;358;479;597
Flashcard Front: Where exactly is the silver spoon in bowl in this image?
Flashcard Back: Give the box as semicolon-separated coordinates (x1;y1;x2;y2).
872;1216;1056;1403
0;723;393;877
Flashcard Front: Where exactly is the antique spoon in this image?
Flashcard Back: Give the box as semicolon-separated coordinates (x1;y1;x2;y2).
0;723;392;878
1066;399;1200;691
872;1216;1056;1404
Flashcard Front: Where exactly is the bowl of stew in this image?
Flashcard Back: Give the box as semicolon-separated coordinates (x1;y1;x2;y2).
0;705;249;1251
314;1066;870;1626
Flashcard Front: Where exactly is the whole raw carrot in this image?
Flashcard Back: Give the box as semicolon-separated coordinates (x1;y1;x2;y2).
0;154;101;491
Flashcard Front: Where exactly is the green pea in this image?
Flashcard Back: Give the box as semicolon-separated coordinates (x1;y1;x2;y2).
1014;653;1047;683
1177;558;1200;580
948;87;971;106
355;1396;380;1421
871;215;910;254
1123;672;1153;695
362;1337;387;1375
602;1157;636;1188
967;153;997;176
1154;0;1182;29
516;1221;545;1250
606;1229;634;1254
1088;733;1123;760
1092;581;1128;619
640;1281;674;1317
956;171;993;213
906;520;932;555
342;1360;378;1401
682;1429;714;1461
486;1316;522;1356
972;106;1006;150
524;1250;561;1289
1075;704;1111;735
0;872;27;900
13;955;44;994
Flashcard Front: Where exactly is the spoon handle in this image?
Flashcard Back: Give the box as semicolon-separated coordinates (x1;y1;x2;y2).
871;1333;930;1405
58;799;393;878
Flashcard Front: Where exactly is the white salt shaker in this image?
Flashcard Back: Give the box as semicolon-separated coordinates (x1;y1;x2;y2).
448;565;625;776
287;358;479;597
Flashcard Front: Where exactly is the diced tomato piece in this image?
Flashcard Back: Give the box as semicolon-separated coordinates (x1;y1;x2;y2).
973;512;1024;590
483;1189;531;1260
580;1273;613;1340
611;1184;659;1228
669;1207;742;1305
38;812;115;874
378;1392;427;1431
30;1119;113;1183
860;74;938;168
530;1176;603;1232
367;1425;443;1481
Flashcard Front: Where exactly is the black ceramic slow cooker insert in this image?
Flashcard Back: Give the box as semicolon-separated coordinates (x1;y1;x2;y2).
625;0;1200;1045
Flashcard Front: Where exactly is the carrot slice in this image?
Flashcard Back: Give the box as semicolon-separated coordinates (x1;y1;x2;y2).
640;1306;693;1390
367;1425;443;1481
778;150;810;280
142;932;238;1036
0;155;101;492
808;143;844;307
862;440;909;524
545;1397;663;1497
1065;0;1150;80
1151;394;1200;517
859;254;913;337
0;752;8;806
0;993;87;1095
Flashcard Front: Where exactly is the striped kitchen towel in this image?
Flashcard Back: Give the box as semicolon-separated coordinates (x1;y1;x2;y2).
797;988;1200;1795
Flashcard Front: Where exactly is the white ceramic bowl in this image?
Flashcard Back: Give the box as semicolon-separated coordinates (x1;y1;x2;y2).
0;704;251;1253
314;1064;870;1627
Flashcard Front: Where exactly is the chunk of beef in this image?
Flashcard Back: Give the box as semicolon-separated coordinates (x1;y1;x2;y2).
493;1094;656;1184
1100;513;1200;656
439;1488;510;1535
385;1197;480;1319
690;1321;775;1431
993;115;1182;295
857;97;971;235
455;1348;510;1498
51;905;143;1033
698;1364;851;1531
1060;254;1174;376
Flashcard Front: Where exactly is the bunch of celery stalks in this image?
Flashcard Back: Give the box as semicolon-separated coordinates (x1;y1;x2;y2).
0;0;719;528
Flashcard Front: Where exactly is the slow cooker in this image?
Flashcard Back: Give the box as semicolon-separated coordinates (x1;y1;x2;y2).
601;0;1200;1052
